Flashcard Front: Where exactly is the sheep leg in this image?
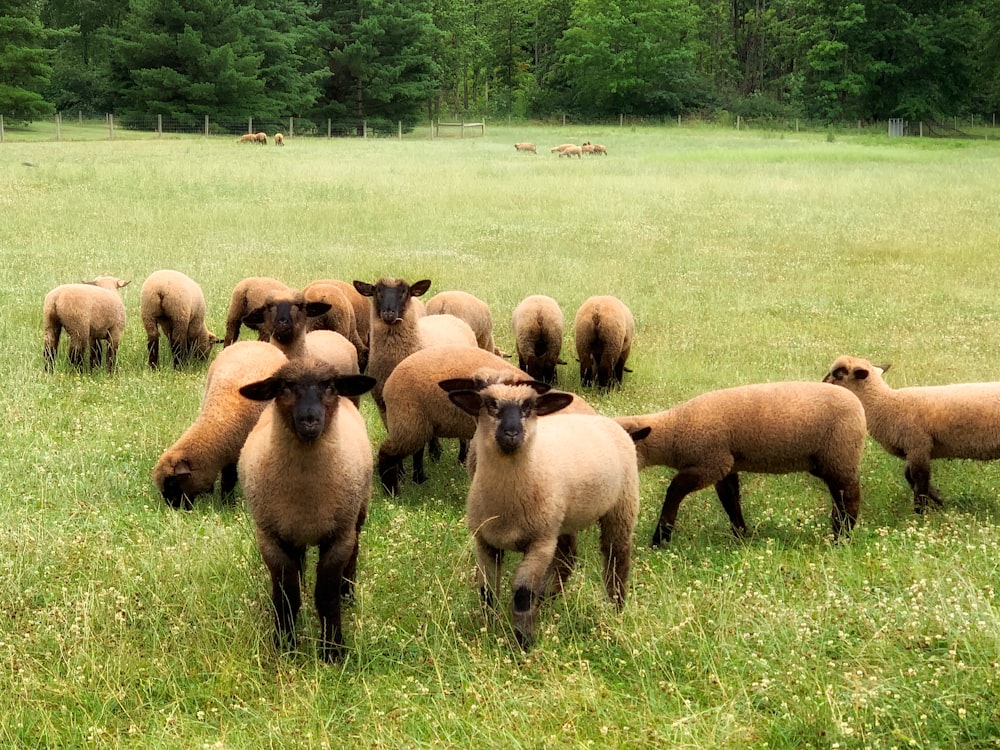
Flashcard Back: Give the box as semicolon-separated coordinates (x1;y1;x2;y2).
428;437;442;461
261;536;304;653
44;325;61;372
89;339;103;371
412;446;427;484
316;535;353;662
544;534;577;598
904;463;944;511
170;334;187;369
146;335;160;370
651;470;708;546
473;540;504;609
106;340;118;373
220;463;239;497
223;318;241;347
822;476;861;540
457;439;468;464
599;516;632;608
376;447;404;495
341;506;367;600
511;538;557;649
714;472;748;538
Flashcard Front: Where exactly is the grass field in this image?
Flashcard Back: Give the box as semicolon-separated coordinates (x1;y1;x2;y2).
3;124;1000;748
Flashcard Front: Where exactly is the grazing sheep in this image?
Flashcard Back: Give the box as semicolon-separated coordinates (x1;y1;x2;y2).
511;294;566;384
550;143;575;154
614;381;867;546
514;142;536;153
274;132;284;146
574;295;634;389
237;133;257;144
238;358;376;661
42;276;130;372
425;290;501;355
304;279;371;356
302;281;368;370
223;276;291;346
152;341;287;508
448;381;643;649
559;146;583;158
353;277;477;421
140;270;219;369
823;355;1000;512
255;132;267;145
581;142;608;155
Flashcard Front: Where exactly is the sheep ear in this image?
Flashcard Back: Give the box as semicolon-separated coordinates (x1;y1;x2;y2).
448;390;484;416
439;378;477;393
534;392;575;416
239;377;282;401
874;363;890;374
409;279;432;297
519;380;552;394
627;426;651;442
852;367;870;381
173;459;192;478
304;301;332;318
116;279;131;289
333;374;376;398
242;305;267;327
353;281;375;297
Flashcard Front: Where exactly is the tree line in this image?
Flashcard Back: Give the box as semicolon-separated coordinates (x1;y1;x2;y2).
3;0;998;131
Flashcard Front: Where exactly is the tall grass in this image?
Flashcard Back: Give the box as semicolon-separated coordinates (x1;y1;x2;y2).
3;126;1000;748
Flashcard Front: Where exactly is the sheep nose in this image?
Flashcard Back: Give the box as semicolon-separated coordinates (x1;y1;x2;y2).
380;311;399;324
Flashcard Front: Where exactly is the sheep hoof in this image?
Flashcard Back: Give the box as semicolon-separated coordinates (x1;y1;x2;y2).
321;643;345;663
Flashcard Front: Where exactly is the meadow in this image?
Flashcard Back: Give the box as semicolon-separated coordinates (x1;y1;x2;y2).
2;122;1000;748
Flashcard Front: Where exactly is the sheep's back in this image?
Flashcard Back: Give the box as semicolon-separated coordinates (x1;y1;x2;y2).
418;314;478;349
45;284;125;333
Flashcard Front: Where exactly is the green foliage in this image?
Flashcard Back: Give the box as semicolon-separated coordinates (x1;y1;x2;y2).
0;7;56;121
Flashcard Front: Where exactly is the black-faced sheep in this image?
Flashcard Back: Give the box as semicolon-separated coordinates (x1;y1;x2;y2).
42;276;130;372
302;281;368;371
514;142;536;153
511;294;566;385
223;276;291;346
823;355;1000;512
425;290;502;355
238;358;376;661
614;381;867;546
573;295;634;389
274;133;284;146
353;277;477;422
140;269;219;369
152;341;287;508
448;381;643;649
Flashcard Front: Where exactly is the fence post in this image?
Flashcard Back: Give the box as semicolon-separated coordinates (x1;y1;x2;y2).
737;115;741;131
55;112;61;141
248;117;252;134
363;120;367;138
78;110;83;124
0;115;4;143
328;119;332;138
289;117;294;138
204;115;209;136
157;114;162;138
398;121;402;140
108;113;114;140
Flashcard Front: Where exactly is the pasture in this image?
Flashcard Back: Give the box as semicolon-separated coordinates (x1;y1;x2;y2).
3;124;1000;748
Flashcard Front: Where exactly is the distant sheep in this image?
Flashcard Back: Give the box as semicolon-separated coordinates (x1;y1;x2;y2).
223;276;291;346
824;355;1000;512
152;341;287;508
514;142;536;153
274;133;284;146
238;358;376;661
573;295;634;389
550;143;575;154
615;381;866;546
425;290;501;355
255;132;267;145
581;142;608;155
302;281;369;370
237;134;257;144
511;294;566;384
558;146;583;158
42;276;129;372
448;380;643;649
140;270;219;369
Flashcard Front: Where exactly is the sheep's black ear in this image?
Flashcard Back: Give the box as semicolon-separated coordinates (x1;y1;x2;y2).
852;367;870;381
304;301;332;318
627;426;652;442
439;377;478;393
521;380;552;394
353;280;375;297
240;377;283;401
448;390;484;416
242;305;268;327
409;279;432;297
534;392;575;416
333;374;376;398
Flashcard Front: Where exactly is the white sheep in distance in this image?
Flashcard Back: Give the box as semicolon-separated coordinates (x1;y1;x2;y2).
448;380;645;649
824;355;1000;512
511;294;566;384
42;276;130;372
140;269;219;369
238;358;376;661
573;295;634;389
614;381;867;546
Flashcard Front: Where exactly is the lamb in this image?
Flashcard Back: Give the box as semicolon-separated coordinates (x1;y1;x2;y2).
237;358;376;661
614;381;867;546
823;355;1000;512
514;142;536;153
152;341;287;508
301;280;368;370
304;279;371;355
573;295;634;389
550;143;575;154
255;132;268;145
353;277;477;421
425;290;501;355
511;294;566;384
274;132;284;146
42;276;130;372
558;145;583;158
223;276;291;346
448;380;644;649
140;269;219;369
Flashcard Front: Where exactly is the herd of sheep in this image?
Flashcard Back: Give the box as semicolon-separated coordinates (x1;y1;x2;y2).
514;141;608;157
40;271;1000;658
237;132;284;146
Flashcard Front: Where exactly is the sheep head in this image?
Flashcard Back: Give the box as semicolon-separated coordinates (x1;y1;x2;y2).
354;278;431;325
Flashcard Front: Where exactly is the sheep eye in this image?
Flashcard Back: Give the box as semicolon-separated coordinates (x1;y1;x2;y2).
483;398;499;417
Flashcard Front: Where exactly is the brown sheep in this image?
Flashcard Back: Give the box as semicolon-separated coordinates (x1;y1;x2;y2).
274;132;285;146
255;132;268;145
223;276;291;346
514;142;537;153
140;270;219;369
573;295;634;389
302;281;368;371
42;276;130;372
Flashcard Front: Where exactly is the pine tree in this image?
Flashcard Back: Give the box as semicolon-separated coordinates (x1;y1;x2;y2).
0;2;56;121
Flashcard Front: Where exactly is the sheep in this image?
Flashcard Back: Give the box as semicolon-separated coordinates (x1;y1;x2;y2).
573;295;634;389
823;355;1000;513
301;281;368;370
304;279;371;355
223;276;291;346
514;142;536;153
255;132;268;145
614;381;867;547
447;380;644;649
152;341;287;509
559;146;583;158
425;290;502;355
581;142;608;155
237;133;257;144
511;294;566;384
140;269;219;369
237;357;376;661
550;143;575;154
274;133;284;146
353;277;477;421
42;276;130;372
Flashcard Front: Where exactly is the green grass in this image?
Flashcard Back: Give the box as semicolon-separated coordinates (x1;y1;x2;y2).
3;125;1000;748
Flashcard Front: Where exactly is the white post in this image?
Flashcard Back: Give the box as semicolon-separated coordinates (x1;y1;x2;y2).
398;121;402;140
328;119;332;138
289;117;294;137
0;115;4;143
248;117;253;134
204;115;209;136
55;112;61;140
108;113;114;140
737;115;741;131
157;114;162;138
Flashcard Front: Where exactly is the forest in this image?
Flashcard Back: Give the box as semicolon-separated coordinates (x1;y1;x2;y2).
3;0;999;131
